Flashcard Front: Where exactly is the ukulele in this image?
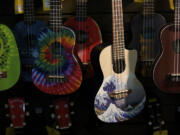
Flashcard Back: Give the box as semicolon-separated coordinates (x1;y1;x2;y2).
153;0;180;93
4;98;29;129
0;24;20;91
32;0;82;95
49;98;72;130
14;0;47;82
131;0;166;78
94;0;146;123
64;0;102;79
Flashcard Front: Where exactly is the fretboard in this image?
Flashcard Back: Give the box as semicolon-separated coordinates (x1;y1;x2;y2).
49;0;62;32
174;0;180;28
112;0;125;60
76;0;88;21
143;0;155;16
24;0;35;24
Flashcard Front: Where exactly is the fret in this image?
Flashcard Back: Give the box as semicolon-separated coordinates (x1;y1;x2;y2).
76;0;88;21
174;0;180;27
23;0;35;24
112;0;125;61
143;0;155;16
49;0;62;32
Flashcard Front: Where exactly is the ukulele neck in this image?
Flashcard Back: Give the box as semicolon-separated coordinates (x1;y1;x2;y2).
24;0;35;24
76;0;88;21
49;0;63;32
174;0;180;28
143;0;155;16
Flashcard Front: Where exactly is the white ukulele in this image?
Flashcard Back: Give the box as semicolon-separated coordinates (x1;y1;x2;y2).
94;0;146;123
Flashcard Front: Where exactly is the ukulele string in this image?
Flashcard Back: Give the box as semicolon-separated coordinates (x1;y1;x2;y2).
120;0;124;75
175;0;177;81
57;0;59;84
116;0;121;88
177;0;179;81
24;0;30;73
142;0;145;67
26;0;32;74
29;0;34;75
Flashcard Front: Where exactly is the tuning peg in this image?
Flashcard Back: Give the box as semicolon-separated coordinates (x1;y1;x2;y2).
51;113;55;119
148;121;152;126
10;123;13;127
68;122;72;127
23;122;26;126
56;125;60;129
49;105;54;108
26;112;30;116
70;102;74;107
70;111;75;115
4;104;8;109
161;120;165;125
25;103;29;106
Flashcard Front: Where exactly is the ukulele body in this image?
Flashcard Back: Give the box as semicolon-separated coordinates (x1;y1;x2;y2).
131;14;166;78
14;20;46;82
153;24;180;93
94;45;146;123
0;24;20;91
32;26;82;95
64;17;102;78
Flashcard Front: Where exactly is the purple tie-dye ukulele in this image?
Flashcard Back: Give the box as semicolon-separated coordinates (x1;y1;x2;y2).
32;0;82;95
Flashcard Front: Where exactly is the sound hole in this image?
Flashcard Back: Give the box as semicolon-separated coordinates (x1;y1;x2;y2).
50;42;63;59
21;35;36;57
113;59;125;73
173;39;180;54
76;31;88;44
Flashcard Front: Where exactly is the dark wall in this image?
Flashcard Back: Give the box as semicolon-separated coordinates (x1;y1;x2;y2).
0;0;180;135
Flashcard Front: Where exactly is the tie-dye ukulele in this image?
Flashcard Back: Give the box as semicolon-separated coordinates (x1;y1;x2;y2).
32;0;82;95
64;0;102;79
94;0;146;123
0;24;20;91
14;0;46;82
130;0;166;78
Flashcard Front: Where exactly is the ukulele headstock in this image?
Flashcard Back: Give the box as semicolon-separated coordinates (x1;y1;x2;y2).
4;98;29;128
49;98;74;130
147;97;165;131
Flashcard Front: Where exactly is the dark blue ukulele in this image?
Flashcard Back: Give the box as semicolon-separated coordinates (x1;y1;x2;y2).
14;0;46;82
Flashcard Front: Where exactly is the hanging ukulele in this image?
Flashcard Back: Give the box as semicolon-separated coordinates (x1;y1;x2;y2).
14;0;47;82
64;0;102;79
32;0;82;95
94;0;146;123
0;24;20;91
131;0;166;78
153;0;180;93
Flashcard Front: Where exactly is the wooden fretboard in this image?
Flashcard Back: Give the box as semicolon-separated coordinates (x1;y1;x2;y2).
76;0;88;21
49;0;62;32
174;0;180;28
143;0;155;16
24;0;35;24
112;0;125;61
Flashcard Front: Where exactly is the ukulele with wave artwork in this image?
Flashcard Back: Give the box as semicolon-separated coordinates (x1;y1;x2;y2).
0;24;20;91
94;0;146;123
14;0;46;82
32;0;82;95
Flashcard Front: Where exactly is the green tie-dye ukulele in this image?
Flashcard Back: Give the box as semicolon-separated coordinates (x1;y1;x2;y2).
0;24;20;91
32;0;82;95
